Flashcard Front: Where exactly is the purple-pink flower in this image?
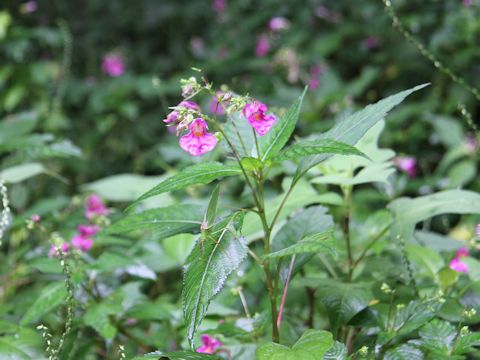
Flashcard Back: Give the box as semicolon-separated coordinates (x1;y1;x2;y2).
476;224;480;237
179;118;217;156
31;214;41;223
463;0;473;7
196;334;222;354
394;156;417;177
85;194;109;220
243;101;277;136
309;64;324;91
21;1;37;13
209;92;225;115
268;17;290;32
71;224;99;252
363;36;380;50
213;0;226;13
102;54;125;77
163;101;200;125
255;35;271;57
48;242;70;257
450;247;469;273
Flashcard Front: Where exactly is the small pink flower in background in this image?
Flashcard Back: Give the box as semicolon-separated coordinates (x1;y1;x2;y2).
465;134;479;153
450;257;469;273
85;194;109;220
463;0;473;7
209;92;225;115
163;101;200;125
213;0;226;13
456;247;469;258
255;35;271;57
78;224;100;238
393;156;417;177
30;214;41;223
197;334;222;354
21;1;37;13
476;224;480;237
102;53;125;77
363;36;379;50
309;64;325;91
243;101;277;136
268;17;290;32
179;118;217;156
314;5;341;23
71;235;93;252
49;243;70;257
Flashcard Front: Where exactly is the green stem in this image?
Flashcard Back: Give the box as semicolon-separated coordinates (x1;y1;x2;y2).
342;186;354;281
351;224;391;270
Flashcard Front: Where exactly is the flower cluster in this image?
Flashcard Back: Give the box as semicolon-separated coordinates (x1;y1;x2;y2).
393;156;417;177
196;334;222;354
449;247;469;273
163;78;278;156
49;194;108;256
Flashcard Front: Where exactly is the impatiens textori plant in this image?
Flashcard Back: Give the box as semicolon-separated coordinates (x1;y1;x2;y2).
113;76;429;353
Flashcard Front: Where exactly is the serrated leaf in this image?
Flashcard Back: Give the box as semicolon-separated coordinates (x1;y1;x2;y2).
392;300;441;336
105;204;204;239
182;215;247;346
295;84;428;180
21;282;67;325
0;328;46;360
258;87;307;162
205;185;220;227
384;344;424;360
265;231;335;259
84;297;122;340
419;319;456;356
323;341;347;360
274;138;367;162
131;163;242;206
453;331;480;355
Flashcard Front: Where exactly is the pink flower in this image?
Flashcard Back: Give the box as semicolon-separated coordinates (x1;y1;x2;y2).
309;64;324;91
213;0;226;13
394;156;417;177
85;194;109;220
209;92;225;115
197;334;222;354
163;101;200;125
463;0;473;7
179;118;217;156
71;235;93;252
363;36;380;50
476;224;480;237
243;101;277;136
255;35;271;57
78;224;100;237
102;54;125;77
456;247;469;258
30;214;41;223
268;17;290;32
465;134;479;153
49;242;70;257
450;257;468;273
22;1;37;13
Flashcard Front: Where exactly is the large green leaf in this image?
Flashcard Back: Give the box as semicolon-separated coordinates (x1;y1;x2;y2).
256;330;334;360
274;138;367;162
0;328;46;360
21;282;67;325
323;341;348;360
132;351;221;360
388;190;480;242
105;204;205;239
0;163;46;183
295;84;428;180
182;215;247;346
265;231;336;259
258;87;307;162
419;319;456;357
384;344;424;360
131;163;242;206
314;280;372;335
83;296;123;340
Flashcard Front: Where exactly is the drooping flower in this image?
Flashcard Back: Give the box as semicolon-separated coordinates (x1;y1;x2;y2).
255;35;271;57
163;101;200;125
268;17;290;32
363;36;380;50
393;156;417;177
243;101;277;136
179;118;217;156
196;334;222;354
85;194;109;220
49;242;70;257
450;257;469;273
102;53;125;77
456;247;469;258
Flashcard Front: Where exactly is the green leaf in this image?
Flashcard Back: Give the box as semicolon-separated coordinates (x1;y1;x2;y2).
131;162;242;206
222;111;255;157
392;300;441;336
295;84;428;180
0;163;46;183
21;282;67;325
274;138;367;162
205;185;220;227
388;190;480;243
0;328;46;360
132;351;222;360
314;280;372;335
240;157;263;172
419;319;456;356
265;231;336;259
256;330;334;360
384;344;424;360
182;215;247;346
323;341;347;360
453;331;480;355
84;296;123;340
105;204;204;239
258;86;307;162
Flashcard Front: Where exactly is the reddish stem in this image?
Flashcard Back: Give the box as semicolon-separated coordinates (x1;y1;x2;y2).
276;255;296;331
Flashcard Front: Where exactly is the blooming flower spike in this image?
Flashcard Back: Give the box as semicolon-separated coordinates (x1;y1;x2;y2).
179;118;217;156
243;101;277;136
196;334;222;354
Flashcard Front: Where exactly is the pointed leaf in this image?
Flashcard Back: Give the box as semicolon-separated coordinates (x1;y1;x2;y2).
105;204;205;239
182;215;247;346
21;282;67;325
205;185;220;227
295;84;428;180
265;231;336;259
258;87;308;162
274;139;367;162
131;162;242;206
